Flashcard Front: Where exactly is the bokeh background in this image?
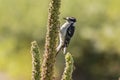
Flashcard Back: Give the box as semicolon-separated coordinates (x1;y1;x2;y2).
0;0;120;80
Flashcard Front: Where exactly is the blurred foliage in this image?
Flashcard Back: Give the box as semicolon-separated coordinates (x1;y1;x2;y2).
0;0;120;80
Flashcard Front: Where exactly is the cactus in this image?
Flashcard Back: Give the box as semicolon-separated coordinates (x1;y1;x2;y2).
61;53;74;80
41;0;61;80
31;41;41;80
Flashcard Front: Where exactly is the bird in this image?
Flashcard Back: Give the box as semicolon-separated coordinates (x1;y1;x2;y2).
56;17;76;57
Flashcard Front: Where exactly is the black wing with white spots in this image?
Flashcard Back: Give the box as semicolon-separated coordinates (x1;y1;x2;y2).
64;24;75;47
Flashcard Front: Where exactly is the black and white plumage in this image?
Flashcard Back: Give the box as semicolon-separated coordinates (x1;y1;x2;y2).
56;17;76;57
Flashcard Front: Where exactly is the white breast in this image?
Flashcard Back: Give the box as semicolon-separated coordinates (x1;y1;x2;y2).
59;22;71;43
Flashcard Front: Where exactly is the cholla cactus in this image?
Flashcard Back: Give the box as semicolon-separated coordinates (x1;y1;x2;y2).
61;53;74;80
31;41;40;80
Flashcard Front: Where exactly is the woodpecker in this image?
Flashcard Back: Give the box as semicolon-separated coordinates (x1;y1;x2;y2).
56;17;76;57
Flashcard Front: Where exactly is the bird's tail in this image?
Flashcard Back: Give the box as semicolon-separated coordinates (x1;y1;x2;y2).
55;44;67;57
63;47;67;54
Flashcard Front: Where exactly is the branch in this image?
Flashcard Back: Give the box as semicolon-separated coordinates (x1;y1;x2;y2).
41;0;61;80
61;52;74;80
31;41;40;80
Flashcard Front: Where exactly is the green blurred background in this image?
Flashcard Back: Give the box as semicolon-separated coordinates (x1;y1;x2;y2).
0;0;120;80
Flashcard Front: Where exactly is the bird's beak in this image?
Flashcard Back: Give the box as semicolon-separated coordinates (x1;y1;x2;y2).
63;17;67;20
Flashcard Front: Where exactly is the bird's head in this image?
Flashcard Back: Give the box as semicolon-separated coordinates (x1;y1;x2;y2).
63;17;76;23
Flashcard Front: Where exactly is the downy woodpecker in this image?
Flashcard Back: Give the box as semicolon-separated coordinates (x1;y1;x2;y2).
56;17;76;57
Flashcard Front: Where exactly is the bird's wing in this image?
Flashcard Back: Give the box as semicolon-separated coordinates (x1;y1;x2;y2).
67;26;75;37
64;25;75;47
